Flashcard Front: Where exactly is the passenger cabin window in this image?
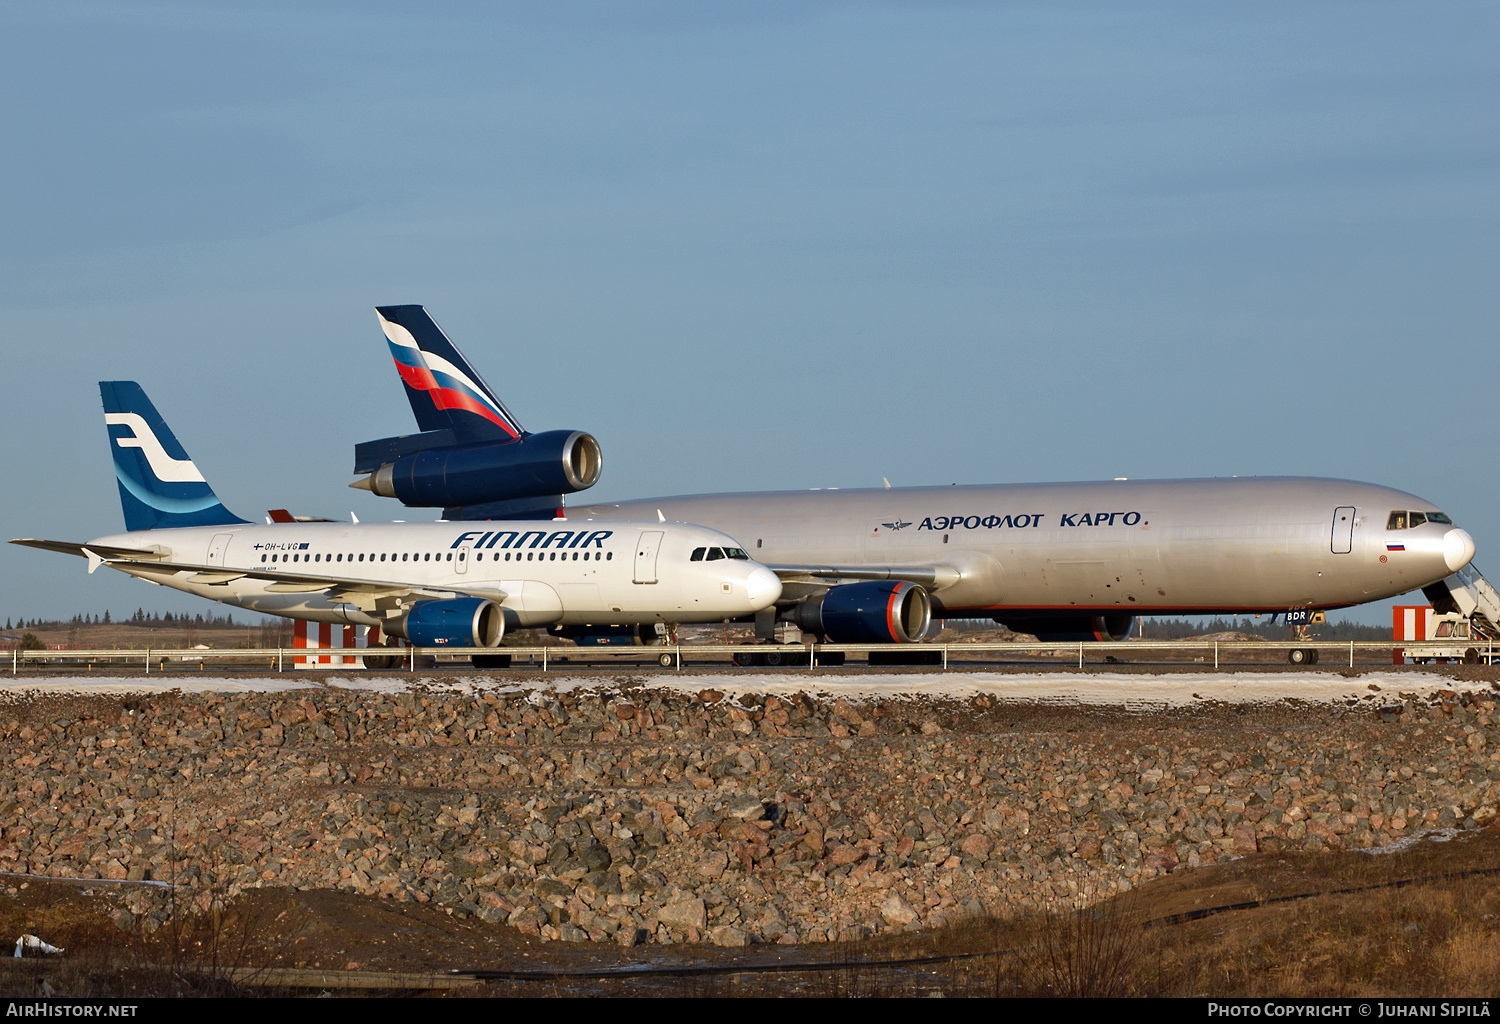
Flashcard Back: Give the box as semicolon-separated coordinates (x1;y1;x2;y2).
691;547;705;561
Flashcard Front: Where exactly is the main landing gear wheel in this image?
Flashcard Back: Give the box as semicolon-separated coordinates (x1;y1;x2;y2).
1287;648;1319;665
363;644;401;670
658;652;675;667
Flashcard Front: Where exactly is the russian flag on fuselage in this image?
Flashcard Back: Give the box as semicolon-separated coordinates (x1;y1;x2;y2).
376;305;524;443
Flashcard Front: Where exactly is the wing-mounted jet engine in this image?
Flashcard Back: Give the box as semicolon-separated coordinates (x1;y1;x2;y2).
786;580;932;644
351;306;602;520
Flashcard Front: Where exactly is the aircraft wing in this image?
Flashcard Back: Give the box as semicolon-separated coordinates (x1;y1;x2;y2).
92;556;508;612
766;563;962;590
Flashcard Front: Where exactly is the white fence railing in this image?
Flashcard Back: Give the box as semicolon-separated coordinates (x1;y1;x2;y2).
5;638;1492;673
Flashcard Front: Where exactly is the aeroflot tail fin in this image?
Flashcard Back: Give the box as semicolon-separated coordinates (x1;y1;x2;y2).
99;382;249;532
375;305;525;443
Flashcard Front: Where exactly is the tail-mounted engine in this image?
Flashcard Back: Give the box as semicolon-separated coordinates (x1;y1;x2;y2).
352;429;601;520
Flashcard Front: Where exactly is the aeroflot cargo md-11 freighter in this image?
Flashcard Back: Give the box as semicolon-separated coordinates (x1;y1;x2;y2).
10;383;782;659
354;306;1479;652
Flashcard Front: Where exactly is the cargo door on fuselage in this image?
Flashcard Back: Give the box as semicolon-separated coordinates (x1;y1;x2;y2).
1331;507;1355;554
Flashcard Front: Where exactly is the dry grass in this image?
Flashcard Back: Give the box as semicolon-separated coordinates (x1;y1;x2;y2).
0;881;302;997
3;830;1498;997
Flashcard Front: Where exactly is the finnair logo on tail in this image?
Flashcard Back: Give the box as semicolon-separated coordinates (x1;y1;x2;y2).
104;413;205;483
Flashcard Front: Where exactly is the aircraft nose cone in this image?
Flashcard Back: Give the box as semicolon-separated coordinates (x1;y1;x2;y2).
1444;528;1476;572
745;566;782;609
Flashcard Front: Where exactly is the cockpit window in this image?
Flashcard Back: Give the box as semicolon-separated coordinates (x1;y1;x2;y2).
724;548;749;560
1389;510;1448;529
690;547;705;562
706;547;725;561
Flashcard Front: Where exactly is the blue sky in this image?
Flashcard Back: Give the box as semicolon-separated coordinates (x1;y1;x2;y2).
2;1;1496;625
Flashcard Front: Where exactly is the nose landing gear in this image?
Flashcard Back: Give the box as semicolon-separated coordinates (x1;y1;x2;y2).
1284;609;1324;666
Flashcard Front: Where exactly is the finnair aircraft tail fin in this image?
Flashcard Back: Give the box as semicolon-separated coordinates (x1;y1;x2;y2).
99;382;248;532
375;305;526;444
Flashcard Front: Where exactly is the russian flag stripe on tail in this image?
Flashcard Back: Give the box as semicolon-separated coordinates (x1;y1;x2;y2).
376;306;525;443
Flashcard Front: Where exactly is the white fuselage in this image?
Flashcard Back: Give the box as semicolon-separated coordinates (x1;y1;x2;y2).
88;519;781;629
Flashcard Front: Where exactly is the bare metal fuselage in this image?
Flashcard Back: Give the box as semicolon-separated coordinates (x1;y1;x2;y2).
577;477;1473;616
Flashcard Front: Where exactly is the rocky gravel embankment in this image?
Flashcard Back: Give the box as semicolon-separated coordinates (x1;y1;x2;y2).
1;683;1498;946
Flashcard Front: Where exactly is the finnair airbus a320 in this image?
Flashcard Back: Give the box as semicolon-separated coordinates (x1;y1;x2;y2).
11;383;781;660
349;305;1480;655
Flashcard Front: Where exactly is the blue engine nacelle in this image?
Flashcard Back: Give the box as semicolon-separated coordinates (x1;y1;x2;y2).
391;598;505;648
354;429;602;509
790;580;932;643
994;614;1135;642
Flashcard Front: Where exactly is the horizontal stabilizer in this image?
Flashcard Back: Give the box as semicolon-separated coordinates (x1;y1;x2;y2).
10;538;170;560
354;430;458;474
